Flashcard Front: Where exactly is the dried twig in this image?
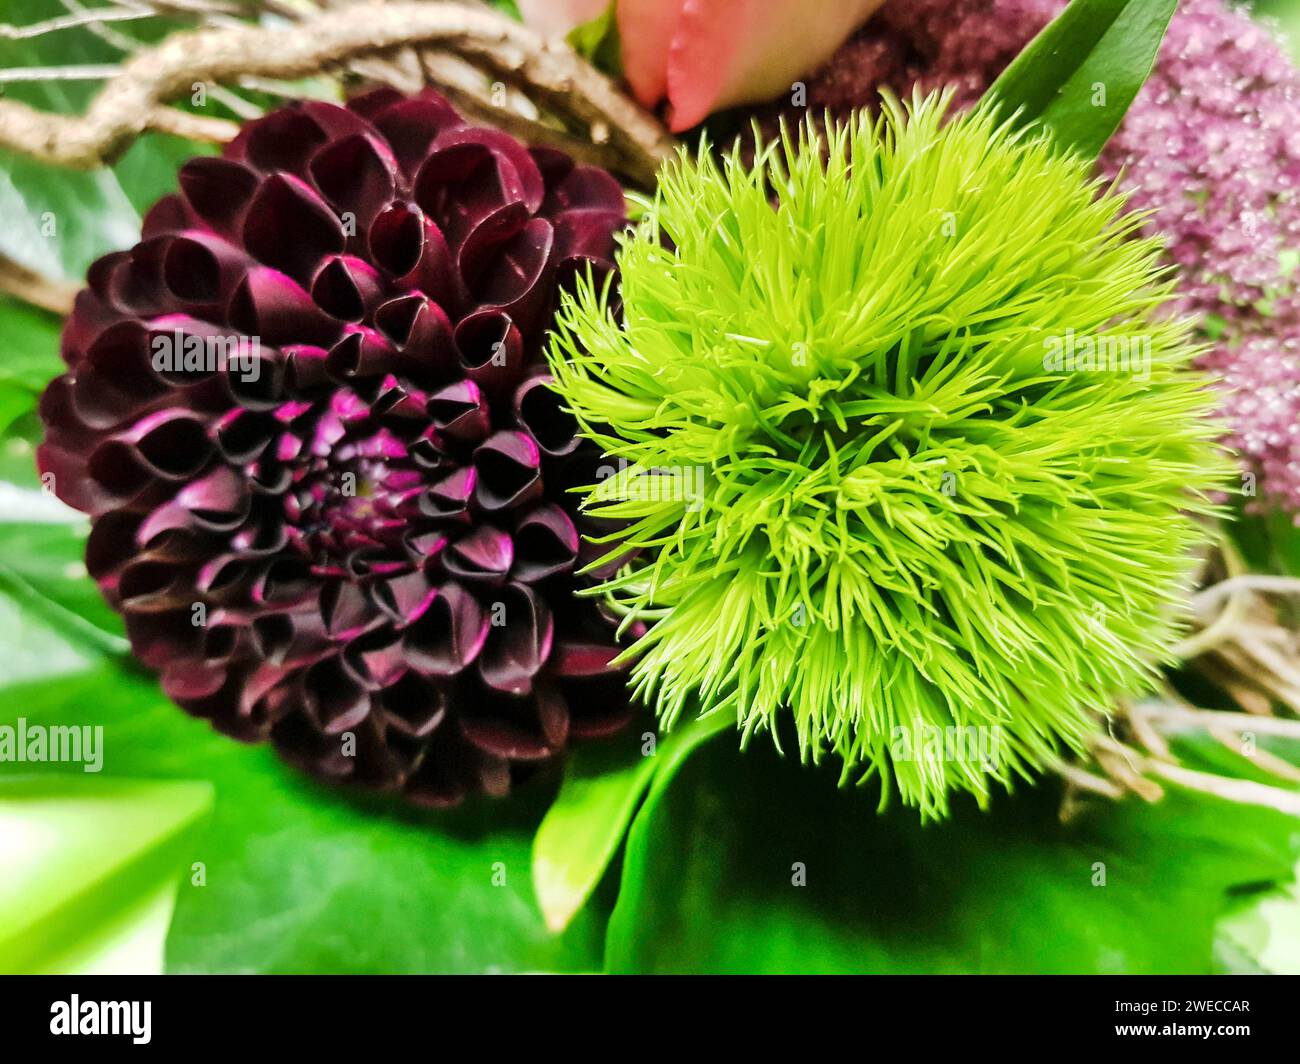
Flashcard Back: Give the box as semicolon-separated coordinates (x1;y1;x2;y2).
1146;759;1300;816
0;7;155;40
0;1;677;185
1132;702;1300;740
0;254;78;316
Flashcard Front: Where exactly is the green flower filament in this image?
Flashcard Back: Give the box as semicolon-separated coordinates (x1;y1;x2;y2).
549;92;1228;818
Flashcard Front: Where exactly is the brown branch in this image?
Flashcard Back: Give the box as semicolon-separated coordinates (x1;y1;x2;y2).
0;254;77;316
146;105;240;143
0;2;677;186
1147;759;1300;816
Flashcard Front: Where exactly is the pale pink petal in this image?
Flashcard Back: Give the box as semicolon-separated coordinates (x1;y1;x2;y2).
666;0;886;131
517;0;611;38
617;0;688;108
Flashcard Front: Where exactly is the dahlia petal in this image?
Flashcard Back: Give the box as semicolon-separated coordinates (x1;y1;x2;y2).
427;126;546;215
375;294;459;383
549;640;621;676
456;201;532;288
322;580;378;641
225;345;287;411
303;655;372;734
379;673;447;738
231;106;329;175
84;510;141;581
124;609;202;669
251;556;314;606
477;217;556;332
368;203;461;309
343;630;408;689
72;321;166;428
177;465;249;526
345;86;408;121
60;289;119;367
428;379;490;442
162;230;250;309
309;131;397;226
421;465;475;520
162;661;228;703
459;708;555;761
141;194;192;238
242;173;346;282
229;266;341;347
554;164;627;213
402;582;489;675
445;525;514;584
554;209;625;267
372;569;439;625
534;678;570;749
284;344;332;392
564;673;639;739
90;411;212;498
326;325;398;380
371;92;464;178
473;429;542;512
36;442;114;516
514;374;579;455
117;554;193;612
194;552;253;601
312;254;385;322
512;503;580;583
476;583;553;696
178;157;259;234
455;310;523;398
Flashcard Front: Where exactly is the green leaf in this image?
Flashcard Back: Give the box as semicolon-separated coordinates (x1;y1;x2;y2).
1217;859;1300;975
0;776;213;974
984;0;1176;160
0;297;62;438
0;519;128;653
0;0;210;281
606;738;1300;973
0;298;64;393
566;4;623;78
532;710;731;933
4;667;609;973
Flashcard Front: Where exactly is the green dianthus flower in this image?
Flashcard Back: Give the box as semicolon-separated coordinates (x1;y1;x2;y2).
548;91;1228;818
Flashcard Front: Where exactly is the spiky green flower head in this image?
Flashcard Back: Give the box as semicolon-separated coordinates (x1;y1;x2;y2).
547;91;1229;818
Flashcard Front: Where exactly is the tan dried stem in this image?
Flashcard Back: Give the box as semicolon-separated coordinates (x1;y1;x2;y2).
0;1;677;186
0;254;78;316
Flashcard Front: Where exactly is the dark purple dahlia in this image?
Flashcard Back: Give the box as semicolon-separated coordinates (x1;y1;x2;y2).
37;88;641;806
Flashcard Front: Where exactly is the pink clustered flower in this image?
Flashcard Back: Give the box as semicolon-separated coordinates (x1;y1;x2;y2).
783;0;1300;516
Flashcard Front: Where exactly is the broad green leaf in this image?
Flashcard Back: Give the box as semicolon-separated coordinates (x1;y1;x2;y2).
0;519;128;653
984;0;1175;160
606;737;1300;973
0;298;64;393
0;775;212;974
1166;730;1300;791
532;710;730;933
0;0;210;281
0;582;96;684
0;297;62;438
4;667;609;973
1217;859;1300;975
567;4;623;78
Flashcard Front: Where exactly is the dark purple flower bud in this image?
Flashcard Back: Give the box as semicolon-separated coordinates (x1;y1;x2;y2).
38;90;639;807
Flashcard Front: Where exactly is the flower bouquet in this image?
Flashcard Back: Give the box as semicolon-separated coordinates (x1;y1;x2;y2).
0;0;1299;984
